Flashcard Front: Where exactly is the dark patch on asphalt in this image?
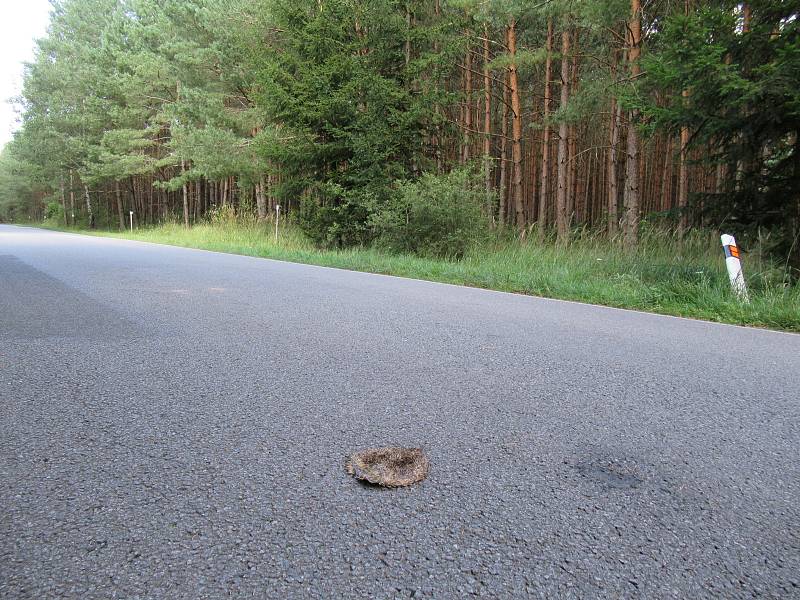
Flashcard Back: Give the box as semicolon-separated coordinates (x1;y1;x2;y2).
575;460;644;490
0;254;137;340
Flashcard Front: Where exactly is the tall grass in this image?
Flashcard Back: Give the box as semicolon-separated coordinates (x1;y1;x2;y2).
43;218;800;331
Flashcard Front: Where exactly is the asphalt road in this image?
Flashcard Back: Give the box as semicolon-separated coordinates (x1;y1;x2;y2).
1;224;799;599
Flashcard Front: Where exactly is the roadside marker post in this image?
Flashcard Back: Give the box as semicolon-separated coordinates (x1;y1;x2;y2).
129;211;134;232
275;204;280;242
721;234;749;303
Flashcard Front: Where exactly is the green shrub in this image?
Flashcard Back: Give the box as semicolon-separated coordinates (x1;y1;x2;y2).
44;201;63;221
297;185;374;249
372;168;492;259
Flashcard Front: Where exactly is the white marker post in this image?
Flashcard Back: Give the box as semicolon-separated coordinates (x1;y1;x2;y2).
129;211;134;232
275;204;281;242
721;234;749;303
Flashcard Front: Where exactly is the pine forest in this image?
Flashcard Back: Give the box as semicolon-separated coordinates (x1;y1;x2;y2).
1;0;798;271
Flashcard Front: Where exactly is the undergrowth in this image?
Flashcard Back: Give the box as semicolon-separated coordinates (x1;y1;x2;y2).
38;219;800;331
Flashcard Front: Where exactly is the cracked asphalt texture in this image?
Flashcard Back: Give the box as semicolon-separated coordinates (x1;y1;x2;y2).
1;224;799;599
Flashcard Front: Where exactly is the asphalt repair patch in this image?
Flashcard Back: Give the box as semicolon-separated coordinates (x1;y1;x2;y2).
574;458;644;490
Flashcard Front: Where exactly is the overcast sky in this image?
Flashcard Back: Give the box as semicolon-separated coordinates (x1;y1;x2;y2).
0;0;53;148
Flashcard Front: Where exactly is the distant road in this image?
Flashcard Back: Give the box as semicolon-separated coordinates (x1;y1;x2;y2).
2;224;799;599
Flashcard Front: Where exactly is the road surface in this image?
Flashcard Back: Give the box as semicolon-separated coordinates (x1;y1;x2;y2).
1;225;799;598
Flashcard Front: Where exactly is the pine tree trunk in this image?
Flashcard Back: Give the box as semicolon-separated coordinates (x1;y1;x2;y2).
483;25;492;196
678;103;690;233
623;0;642;251
148;178;154;223
556;28;571;243
608;98;622;234
59;174;67;227
84;184;95;229
461;45;472;165
131;177;138;223
677;0;691;234
507;21;525;232
499;73;509;225
660;136;674;211
581;147;594;224
538;18;553;232
69;170;76;225
588;150;597;224
624;126;640;251
116;180;125;231
195;180;202;220
715;159;726;195
566;133;574;229
182;160;190;227
527;123;538;224
256;176;268;221
566;31;580;227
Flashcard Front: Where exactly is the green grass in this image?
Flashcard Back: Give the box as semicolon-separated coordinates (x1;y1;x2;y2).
37;219;800;332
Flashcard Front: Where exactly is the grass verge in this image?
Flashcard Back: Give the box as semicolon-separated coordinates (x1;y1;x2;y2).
36;220;800;332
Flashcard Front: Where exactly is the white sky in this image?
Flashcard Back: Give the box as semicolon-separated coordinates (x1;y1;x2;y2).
0;0;53;148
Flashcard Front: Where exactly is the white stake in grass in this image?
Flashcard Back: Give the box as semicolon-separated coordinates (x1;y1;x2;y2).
129;210;134;232
721;234;749;302
275;204;281;242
